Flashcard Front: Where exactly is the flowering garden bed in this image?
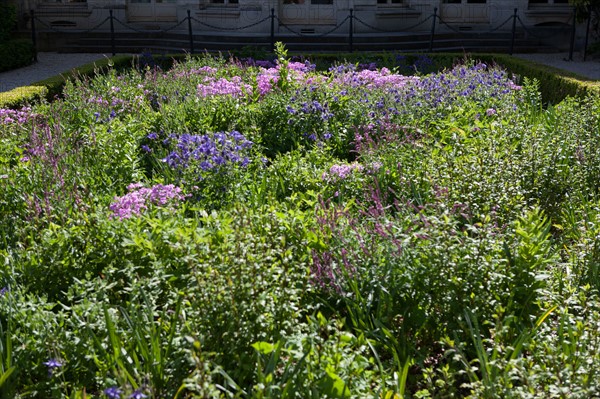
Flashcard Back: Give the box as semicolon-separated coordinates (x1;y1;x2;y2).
2;45;600;397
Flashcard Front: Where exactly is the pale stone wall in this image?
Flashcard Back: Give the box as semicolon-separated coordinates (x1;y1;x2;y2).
25;0;578;36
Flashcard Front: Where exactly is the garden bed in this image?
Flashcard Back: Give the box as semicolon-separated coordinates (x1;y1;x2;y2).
1;45;600;397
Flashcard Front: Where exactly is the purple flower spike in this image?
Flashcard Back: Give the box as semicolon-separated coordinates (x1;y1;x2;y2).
104;387;123;399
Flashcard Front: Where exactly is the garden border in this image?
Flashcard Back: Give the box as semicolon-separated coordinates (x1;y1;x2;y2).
1;52;598;109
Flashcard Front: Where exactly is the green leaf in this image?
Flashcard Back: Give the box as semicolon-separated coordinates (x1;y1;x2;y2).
319;370;350;399
252;341;275;355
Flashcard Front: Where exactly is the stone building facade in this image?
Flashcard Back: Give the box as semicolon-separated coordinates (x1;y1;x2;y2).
14;0;574;34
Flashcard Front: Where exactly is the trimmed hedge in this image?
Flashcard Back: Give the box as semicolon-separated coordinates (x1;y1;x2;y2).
0;86;47;109
468;53;600;104
0;39;35;73
0;55;134;108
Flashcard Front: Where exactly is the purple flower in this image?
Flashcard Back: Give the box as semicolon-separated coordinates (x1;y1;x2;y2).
104;387;123;399
141;145;152;153
486;108;497;116
147;132;158;140
0;287;7;296
162;131;253;174
43;358;63;376
43;359;63;368
109;183;186;220
129;390;147;399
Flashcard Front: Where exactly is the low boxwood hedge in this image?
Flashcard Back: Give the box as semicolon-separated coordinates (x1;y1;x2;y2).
0;54;134;108
469;53;600;104
0;86;47;109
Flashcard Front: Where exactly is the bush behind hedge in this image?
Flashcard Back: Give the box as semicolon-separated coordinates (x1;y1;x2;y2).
0;39;35;73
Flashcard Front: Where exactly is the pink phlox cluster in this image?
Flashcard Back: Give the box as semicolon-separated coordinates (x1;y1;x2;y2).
287;61;315;73
256;68;279;96
0;107;35;125
334;68;417;89
322;163;364;182
197;76;252;98
255;62;314;96
109;183;187;220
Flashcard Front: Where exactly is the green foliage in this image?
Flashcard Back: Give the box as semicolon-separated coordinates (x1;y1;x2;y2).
252;314;385;398
0;39;34;73
0;4;16;42
4;51;600;398
32;55;134;100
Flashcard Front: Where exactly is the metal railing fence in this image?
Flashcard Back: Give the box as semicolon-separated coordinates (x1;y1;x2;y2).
30;7;581;58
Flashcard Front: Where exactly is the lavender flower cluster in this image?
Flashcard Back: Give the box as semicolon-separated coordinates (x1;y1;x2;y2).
332;67;417;90
322;163;364;182
405;63;522;108
0;107;35;125
197;76;252;98
163;131;253;174
109;183;187;220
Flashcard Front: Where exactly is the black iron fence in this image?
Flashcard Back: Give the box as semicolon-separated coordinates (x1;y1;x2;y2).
30;7;583;59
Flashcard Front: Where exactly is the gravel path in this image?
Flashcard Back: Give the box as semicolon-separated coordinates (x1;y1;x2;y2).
0;52;110;93
514;52;600;81
1;51;599;94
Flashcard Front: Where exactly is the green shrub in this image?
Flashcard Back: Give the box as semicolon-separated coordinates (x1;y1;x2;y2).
0;85;47;108
0;55;134;109
0;4;16;42
473;54;600;104
0;39;34;73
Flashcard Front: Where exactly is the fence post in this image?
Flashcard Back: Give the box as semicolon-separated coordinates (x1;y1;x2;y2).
568;6;577;61
109;9;115;56
270;8;275;52
429;8;437;53
349;9;354;53
509;8;517;55
584;5;592;61
187;10;194;54
30;9;38;62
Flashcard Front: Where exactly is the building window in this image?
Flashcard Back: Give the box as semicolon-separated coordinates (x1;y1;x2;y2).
210;0;239;4
443;0;487;3
377;0;404;4
529;0;568;3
